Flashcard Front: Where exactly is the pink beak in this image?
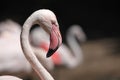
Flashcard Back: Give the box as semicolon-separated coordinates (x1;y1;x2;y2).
46;25;62;57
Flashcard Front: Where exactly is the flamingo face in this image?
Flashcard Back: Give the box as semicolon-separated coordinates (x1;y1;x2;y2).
47;23;62;57
36;9;62;57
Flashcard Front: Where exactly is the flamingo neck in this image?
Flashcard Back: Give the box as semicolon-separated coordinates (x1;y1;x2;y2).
66;33;83;65
20;12;54;80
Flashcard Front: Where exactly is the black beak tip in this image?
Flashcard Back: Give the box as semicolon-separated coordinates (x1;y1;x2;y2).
46;55;50;58
46;49;55;58
46;53;52;58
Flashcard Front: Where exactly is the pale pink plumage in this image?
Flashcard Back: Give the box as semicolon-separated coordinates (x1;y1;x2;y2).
0;20;31;75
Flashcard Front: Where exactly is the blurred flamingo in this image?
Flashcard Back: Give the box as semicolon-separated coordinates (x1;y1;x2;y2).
0;20;32;75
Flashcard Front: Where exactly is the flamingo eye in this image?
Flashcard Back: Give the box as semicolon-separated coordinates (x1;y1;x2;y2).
51;21;57;27
51;21;55;24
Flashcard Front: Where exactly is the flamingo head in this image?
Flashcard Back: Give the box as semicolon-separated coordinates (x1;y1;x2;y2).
68;25;87;43
36;9;62;57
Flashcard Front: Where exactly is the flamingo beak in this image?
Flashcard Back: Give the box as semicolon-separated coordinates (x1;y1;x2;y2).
46;24;62;57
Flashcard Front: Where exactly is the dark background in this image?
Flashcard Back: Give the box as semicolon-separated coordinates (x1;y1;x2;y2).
0;0;120;41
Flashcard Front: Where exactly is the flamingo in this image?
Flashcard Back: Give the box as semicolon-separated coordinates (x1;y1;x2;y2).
62;24;86;68
0;9;62;80
31;24;86;69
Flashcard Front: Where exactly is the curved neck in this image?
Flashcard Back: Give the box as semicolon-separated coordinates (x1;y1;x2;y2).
20;13;54;80
66;33;83;64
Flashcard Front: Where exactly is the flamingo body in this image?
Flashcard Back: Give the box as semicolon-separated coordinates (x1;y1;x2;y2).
0;20;31;74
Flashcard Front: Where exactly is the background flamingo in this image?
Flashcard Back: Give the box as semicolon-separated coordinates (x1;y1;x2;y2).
0;9;62;80
31;24;87;69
